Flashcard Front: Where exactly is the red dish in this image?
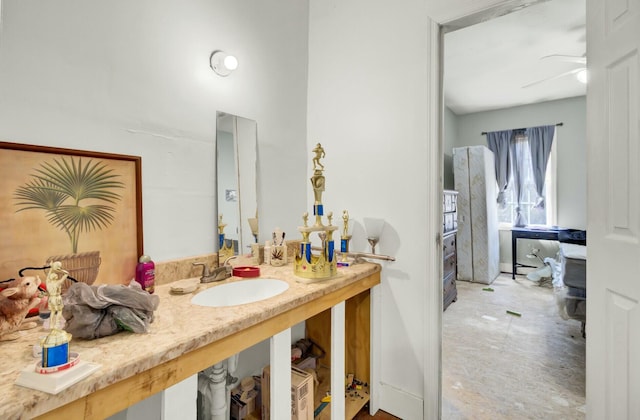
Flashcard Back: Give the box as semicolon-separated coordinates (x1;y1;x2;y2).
232;266;261;278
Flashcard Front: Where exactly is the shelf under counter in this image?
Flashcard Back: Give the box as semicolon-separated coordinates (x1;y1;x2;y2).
244;364;370;420
306;287;372;419
314;365;370;420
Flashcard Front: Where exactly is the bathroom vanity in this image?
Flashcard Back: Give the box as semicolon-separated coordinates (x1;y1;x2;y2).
0;262;380;419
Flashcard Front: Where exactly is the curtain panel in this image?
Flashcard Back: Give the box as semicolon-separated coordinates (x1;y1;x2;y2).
485;124;555;227
527;125;555;209
486;129;514;208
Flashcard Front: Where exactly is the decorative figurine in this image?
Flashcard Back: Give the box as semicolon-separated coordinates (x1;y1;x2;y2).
218;214;235;264
45;261;67;332
342;210;350;237
248;210;259;243
341;210;352;263
0;276;41;341
300;213;311;244
312;143;325;171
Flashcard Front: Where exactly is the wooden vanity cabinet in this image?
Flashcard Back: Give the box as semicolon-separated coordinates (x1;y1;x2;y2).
443;190;458;311
30;268;380;420
305;289;372;419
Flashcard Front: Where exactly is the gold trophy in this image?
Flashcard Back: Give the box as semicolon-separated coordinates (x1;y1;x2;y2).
294;143;339;281
218;214;235;264
40;261;73;368
340;210;352;264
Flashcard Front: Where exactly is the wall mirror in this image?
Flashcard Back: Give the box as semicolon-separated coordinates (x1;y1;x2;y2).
216;112;258;256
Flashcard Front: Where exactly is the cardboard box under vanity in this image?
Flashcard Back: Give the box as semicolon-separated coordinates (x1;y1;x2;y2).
261;365;313;420
230;375;262;420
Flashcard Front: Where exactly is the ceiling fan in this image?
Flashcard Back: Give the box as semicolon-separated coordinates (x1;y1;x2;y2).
522;54;587;88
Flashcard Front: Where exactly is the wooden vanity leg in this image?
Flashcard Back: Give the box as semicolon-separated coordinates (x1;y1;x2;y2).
331;301;346;420
369;284;380;415
270;328;291;419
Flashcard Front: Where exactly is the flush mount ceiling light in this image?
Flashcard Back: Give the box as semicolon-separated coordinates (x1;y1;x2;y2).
210;50;238;77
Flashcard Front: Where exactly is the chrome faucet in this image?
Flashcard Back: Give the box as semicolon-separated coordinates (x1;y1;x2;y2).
192;256;239;283
193;262;230;283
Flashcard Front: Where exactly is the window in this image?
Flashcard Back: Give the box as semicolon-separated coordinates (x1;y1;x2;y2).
497;131;557;227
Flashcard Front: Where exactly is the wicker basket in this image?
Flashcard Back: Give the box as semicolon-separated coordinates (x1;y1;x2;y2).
47;250;101;291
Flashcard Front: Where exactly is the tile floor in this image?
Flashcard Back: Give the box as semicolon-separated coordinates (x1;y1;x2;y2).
442;274;586;420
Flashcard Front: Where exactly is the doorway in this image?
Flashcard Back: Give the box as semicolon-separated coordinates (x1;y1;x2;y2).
439;1;587;418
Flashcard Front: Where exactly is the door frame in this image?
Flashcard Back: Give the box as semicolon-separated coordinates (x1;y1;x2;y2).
424;15;443;420
425;1;585;418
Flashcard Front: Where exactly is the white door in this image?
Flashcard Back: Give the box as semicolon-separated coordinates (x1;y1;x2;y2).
586;0;640;418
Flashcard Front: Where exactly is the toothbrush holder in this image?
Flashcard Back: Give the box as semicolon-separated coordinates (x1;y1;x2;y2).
270;244;287;267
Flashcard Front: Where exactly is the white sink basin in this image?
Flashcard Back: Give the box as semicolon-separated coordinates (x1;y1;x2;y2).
190;278;289;308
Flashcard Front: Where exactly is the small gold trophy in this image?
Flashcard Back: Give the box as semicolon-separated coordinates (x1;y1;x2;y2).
340;210;352;263
218;214;235;264
41;261;72;368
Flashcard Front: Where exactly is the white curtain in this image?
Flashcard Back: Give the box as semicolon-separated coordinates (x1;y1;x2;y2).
510;132;528;227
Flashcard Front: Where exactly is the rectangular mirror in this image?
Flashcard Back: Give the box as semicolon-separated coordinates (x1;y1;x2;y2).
216;112;258;257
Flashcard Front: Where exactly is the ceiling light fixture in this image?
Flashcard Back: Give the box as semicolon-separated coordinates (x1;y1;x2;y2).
576;69;587;84
210;50;238;77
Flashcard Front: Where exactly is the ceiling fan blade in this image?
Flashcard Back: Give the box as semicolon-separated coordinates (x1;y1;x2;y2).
522;68;584;89
540;54;587;64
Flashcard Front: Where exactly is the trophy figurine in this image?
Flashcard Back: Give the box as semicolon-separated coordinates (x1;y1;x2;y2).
340;210;352;263
40;261;73;368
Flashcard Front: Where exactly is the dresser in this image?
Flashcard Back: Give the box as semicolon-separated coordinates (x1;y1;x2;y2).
443;190;458;311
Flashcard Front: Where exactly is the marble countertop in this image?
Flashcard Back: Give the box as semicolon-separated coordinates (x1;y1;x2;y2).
0;262;380;420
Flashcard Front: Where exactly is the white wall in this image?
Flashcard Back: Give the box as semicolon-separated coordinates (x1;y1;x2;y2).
0;0;309;261
308;1;432;418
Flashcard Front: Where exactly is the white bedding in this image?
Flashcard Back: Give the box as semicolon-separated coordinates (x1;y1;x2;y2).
560;243;587;260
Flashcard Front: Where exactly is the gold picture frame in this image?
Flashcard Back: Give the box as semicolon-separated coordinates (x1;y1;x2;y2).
0;141;143;287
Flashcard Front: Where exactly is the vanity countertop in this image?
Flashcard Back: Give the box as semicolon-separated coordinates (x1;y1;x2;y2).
0;262;381;420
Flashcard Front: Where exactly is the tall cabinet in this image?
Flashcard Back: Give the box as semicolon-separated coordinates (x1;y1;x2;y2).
443;190;458;311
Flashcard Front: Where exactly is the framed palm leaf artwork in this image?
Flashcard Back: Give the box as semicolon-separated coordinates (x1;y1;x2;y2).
0;141;143;288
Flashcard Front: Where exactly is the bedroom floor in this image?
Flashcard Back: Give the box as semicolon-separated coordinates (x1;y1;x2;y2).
442;273;586;420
